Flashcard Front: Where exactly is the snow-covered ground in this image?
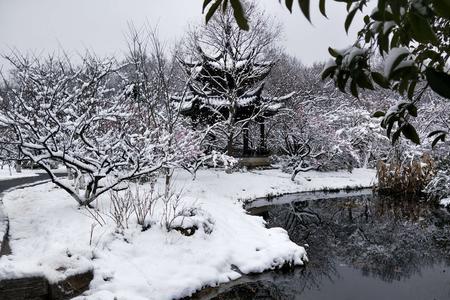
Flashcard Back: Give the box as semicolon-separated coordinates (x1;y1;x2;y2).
0;168;375;300
0;166;67;181
0;167;39;180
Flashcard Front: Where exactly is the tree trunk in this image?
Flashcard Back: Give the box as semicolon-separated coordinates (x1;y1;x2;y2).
164;167;173;199
291;170;299;181
67;167;74;180
227;134;234;156
15;160;22;173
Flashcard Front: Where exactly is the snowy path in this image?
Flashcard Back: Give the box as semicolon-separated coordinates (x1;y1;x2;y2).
0;168;42;181
0;172;67;256
0;173;59;193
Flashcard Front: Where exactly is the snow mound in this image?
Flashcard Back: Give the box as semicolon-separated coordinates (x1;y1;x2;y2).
0;170;312;299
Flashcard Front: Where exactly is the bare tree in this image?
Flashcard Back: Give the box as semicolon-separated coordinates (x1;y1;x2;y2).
0;52;165;206
122;25;208;191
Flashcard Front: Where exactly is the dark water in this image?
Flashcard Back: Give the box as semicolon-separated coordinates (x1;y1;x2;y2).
192;191;450;300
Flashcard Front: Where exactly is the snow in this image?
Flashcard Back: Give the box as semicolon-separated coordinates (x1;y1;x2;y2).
384;99;410;121
341;47;367;67
0;168;376;300
384;47;410;77
0;167;39;181
440;197;450;207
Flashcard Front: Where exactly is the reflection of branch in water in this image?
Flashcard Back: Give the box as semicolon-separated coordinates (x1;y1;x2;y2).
195;195;450;300
267;193;450;285
264;201;343;296
289;201;321;224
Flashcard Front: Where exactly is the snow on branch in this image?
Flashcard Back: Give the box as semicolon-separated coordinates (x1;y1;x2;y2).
0;53;168;206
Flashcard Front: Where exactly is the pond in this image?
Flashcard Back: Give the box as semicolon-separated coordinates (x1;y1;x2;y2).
192;190;450;300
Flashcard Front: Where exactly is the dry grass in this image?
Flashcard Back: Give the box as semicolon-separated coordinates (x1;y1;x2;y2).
376;153;435;195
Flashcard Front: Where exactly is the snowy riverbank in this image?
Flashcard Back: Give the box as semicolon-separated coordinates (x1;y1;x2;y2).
0;168;376;300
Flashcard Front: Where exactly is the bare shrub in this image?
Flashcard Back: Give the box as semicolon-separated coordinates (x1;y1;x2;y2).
106;184;161;232
160;183;185;231
131;184;160;230
85;180;211;236
108;190;134;233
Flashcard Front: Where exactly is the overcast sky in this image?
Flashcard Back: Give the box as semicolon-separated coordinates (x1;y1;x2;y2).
0;0;372;68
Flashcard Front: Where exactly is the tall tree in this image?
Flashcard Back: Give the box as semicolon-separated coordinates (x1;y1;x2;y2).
175;4;292;156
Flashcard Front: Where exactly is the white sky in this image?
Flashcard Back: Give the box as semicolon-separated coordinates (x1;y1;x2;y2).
0;0;373;68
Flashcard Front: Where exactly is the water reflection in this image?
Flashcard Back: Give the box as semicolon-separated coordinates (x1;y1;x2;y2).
265;194;450;282
193;193;450;300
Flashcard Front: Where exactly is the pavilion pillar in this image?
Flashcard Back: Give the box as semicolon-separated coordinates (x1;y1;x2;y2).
259;120;266;154
243;122;250;156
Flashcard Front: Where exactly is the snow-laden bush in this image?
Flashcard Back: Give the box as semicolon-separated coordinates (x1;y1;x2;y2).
423;171;450;202
168;207;215;236
268;91;390;178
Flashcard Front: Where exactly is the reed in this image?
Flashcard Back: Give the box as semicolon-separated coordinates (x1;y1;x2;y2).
376;153;435;195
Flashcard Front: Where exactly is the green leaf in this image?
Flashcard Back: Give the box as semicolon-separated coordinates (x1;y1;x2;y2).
345;8;358;33
408;11;438;44
407;104;417;117
433;0;450;18
364;31;371;43
205;0;222;24
378;33;390;53
336;72;349;92
425;68;450;99
407;81;417;100
386;51;409;79
431;134;446;148
372;111;386;118
230;0;249;31
392;129;401;145
363;15;370;24
398;77;409;95
319;0;327;17
321;65;336;80
371;10;394;22
285;0;294;13
328;47;340;58
356;73;374;90
428;130;447;138
298;0;311;22
390;32;400;48
222;0;228;12
428;130;448;148
401;123;420;144
203;0;214;13
389;2;402;23
386;121;394;138
350;80;358;98
371;72;389;88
